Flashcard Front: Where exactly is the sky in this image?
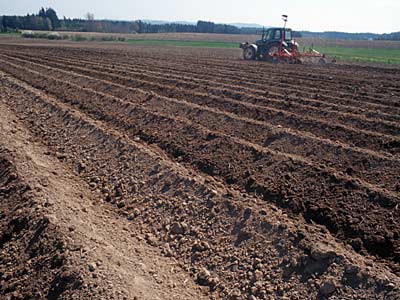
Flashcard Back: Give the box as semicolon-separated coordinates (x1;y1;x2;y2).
0;0;399;33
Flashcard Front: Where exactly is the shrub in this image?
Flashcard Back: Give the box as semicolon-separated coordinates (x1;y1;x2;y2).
36;32;48;39
72;35;86;41
100;36;116;42
47;32;61;40
21;31;35;38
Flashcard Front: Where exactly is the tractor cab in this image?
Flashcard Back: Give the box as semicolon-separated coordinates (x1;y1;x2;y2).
261;28;293;43
256;27;297;51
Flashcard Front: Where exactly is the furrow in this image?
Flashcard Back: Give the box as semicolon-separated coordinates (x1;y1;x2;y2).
3;53;399;157
10;50;400;126
1;60;399;269
2;53;400;192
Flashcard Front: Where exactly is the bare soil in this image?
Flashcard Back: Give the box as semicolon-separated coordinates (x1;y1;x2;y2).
0;100;208;300
0;41;399;300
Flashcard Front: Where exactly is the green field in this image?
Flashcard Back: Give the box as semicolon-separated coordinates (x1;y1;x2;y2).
304;45;400;64
2;31;399;64
127;39;400;64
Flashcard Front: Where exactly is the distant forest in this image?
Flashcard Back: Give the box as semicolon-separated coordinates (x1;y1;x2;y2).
0;8;257;35
301;31;400;41
1;7;399;40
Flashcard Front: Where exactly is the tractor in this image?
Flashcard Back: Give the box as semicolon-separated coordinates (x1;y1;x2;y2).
240;15;333;64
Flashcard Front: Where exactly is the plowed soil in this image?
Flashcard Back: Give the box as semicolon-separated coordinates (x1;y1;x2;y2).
0;41;399;300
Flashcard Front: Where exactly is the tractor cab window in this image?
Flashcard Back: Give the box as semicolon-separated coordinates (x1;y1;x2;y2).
285;29;292;40
274;30;281;40
264;29;274;41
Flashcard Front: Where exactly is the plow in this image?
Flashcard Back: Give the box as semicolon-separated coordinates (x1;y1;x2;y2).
240;15;335;64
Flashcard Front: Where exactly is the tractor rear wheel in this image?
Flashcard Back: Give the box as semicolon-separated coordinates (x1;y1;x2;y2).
243;47;256;60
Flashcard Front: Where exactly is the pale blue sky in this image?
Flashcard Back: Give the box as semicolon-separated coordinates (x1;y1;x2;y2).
0;0;398;33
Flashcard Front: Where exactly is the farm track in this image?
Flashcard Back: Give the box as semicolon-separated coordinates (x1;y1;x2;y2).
2;53;400;159
0;47;399;276
5;51;400;130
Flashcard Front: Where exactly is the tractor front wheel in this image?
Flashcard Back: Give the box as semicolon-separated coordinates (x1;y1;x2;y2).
243;47;256;60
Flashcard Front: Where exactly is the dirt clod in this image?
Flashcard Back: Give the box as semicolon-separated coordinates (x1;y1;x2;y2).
88;263;96;272
319;280;337;296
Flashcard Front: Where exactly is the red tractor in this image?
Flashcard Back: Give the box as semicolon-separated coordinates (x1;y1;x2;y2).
240;15;335;64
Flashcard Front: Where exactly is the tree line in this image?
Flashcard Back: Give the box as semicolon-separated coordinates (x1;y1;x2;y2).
300;31;400;41
0;7;255;34
138;20;242;34
1;7;398;40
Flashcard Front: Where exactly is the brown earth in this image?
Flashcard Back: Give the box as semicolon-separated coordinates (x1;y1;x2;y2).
0;40;399;300
0;97;208;299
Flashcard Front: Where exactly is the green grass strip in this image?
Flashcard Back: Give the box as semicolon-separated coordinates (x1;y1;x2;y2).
306;45;400;64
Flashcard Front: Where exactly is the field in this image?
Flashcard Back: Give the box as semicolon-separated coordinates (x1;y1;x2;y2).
126;39;400;64
8;30;400;63
125;34;400;64
0;40;399;300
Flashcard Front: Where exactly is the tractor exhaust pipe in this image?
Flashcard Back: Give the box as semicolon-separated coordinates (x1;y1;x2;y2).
282;15;288;29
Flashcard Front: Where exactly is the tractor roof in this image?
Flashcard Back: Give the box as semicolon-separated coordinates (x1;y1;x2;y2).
267;27;292;30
